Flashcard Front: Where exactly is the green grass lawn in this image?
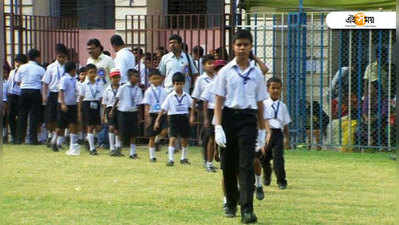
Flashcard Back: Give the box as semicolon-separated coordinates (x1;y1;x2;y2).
1;144;396;225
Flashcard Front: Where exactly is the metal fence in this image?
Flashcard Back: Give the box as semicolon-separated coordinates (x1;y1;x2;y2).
4;13;79;66
240;11;396;152
123;11;396;151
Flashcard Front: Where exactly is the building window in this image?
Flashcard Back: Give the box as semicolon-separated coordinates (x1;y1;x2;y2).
76;0;115;29
167;0;222;29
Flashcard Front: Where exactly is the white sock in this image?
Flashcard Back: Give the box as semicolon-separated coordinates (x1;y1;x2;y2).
255;175;262;188
48;132;53;140
69;133;78;149
79;132;84;140
168;146;175;162
149;147;156;159
87;133;95;150
115;136;121;148
206;161;214;168
130;144;136;156
181;147;188;160
57;136;63;146
223;197;227;204
109;133;115;150
51;132;58;144
64;129;69;137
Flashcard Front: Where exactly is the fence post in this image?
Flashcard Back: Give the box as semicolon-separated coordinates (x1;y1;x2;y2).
0;0;4;141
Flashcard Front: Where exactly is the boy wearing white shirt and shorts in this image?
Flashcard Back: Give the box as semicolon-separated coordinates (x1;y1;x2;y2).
79;64;103;155
142;69;168;162
111;69;143;159
154;72;193;167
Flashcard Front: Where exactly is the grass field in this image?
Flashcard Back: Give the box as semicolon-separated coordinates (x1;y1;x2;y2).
1;144;396;225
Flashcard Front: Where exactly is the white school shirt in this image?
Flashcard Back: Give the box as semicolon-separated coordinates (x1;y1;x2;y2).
2;81;9;102
161;90;193;115
136;62;150;88
59;73;78;105
114;48;136;84
116;83;143;112
142;85;168;113
200;82;216;109
194;58;203;75
211;58;267;110
15;61;45;90
42;60;65;93
158;52;198;93
191;72;214;100
263;98;291;129
102;85;119;108
87;53;115;83
79;80;103;101
76;81;85;103
7;68;21;95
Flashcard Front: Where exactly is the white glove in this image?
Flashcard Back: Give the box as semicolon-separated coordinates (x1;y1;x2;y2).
255;129;266;151
214;125;227;148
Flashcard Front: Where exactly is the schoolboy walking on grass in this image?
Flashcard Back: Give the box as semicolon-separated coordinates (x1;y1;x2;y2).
154;72;193;167
142;69;169;162
111;69;143;159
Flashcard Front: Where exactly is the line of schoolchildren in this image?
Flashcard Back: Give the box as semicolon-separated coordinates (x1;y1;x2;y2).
3;31;292;224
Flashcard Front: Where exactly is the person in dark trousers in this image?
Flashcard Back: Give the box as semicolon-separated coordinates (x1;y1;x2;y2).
261;77;291;190
15;49;45;145
212;30;267;223
42;43;68;149
6;54;28;144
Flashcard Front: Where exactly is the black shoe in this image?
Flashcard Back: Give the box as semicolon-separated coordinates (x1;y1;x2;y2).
241;212;257;224
116;147;124;156
129;154;138;159
57;144;64;150
224;206;237;218
166;161;174;167
89;149;98;155
180;159;191;165
150;158;157;162
206;166;217;173
255;186;264;200
52;143;59;152
110;150;119;157
278;183;287;190
263;176;271;186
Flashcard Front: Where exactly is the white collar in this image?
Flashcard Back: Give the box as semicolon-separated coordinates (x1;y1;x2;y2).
172;90;185;97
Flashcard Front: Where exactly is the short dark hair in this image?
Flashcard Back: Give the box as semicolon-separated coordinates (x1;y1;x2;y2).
193;45;204;57
148;69;161;77
267;77;282;87
103;50;111;56
85;63;97;71
169;34;182;44
127;69;139;77
15;54;28;64
172;72;185;83
232;29;253;44
28;49;41;60
78;66;87;74
64;61;76;73
87;38;103;50
55;43;68;55
202;54;215;65
133;47;143;55
110;34;125;46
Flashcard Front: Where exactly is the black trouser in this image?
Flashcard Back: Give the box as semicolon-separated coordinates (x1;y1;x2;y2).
261;129;287;185
7;94;19;141
16;89;42;144
221;108;257;214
